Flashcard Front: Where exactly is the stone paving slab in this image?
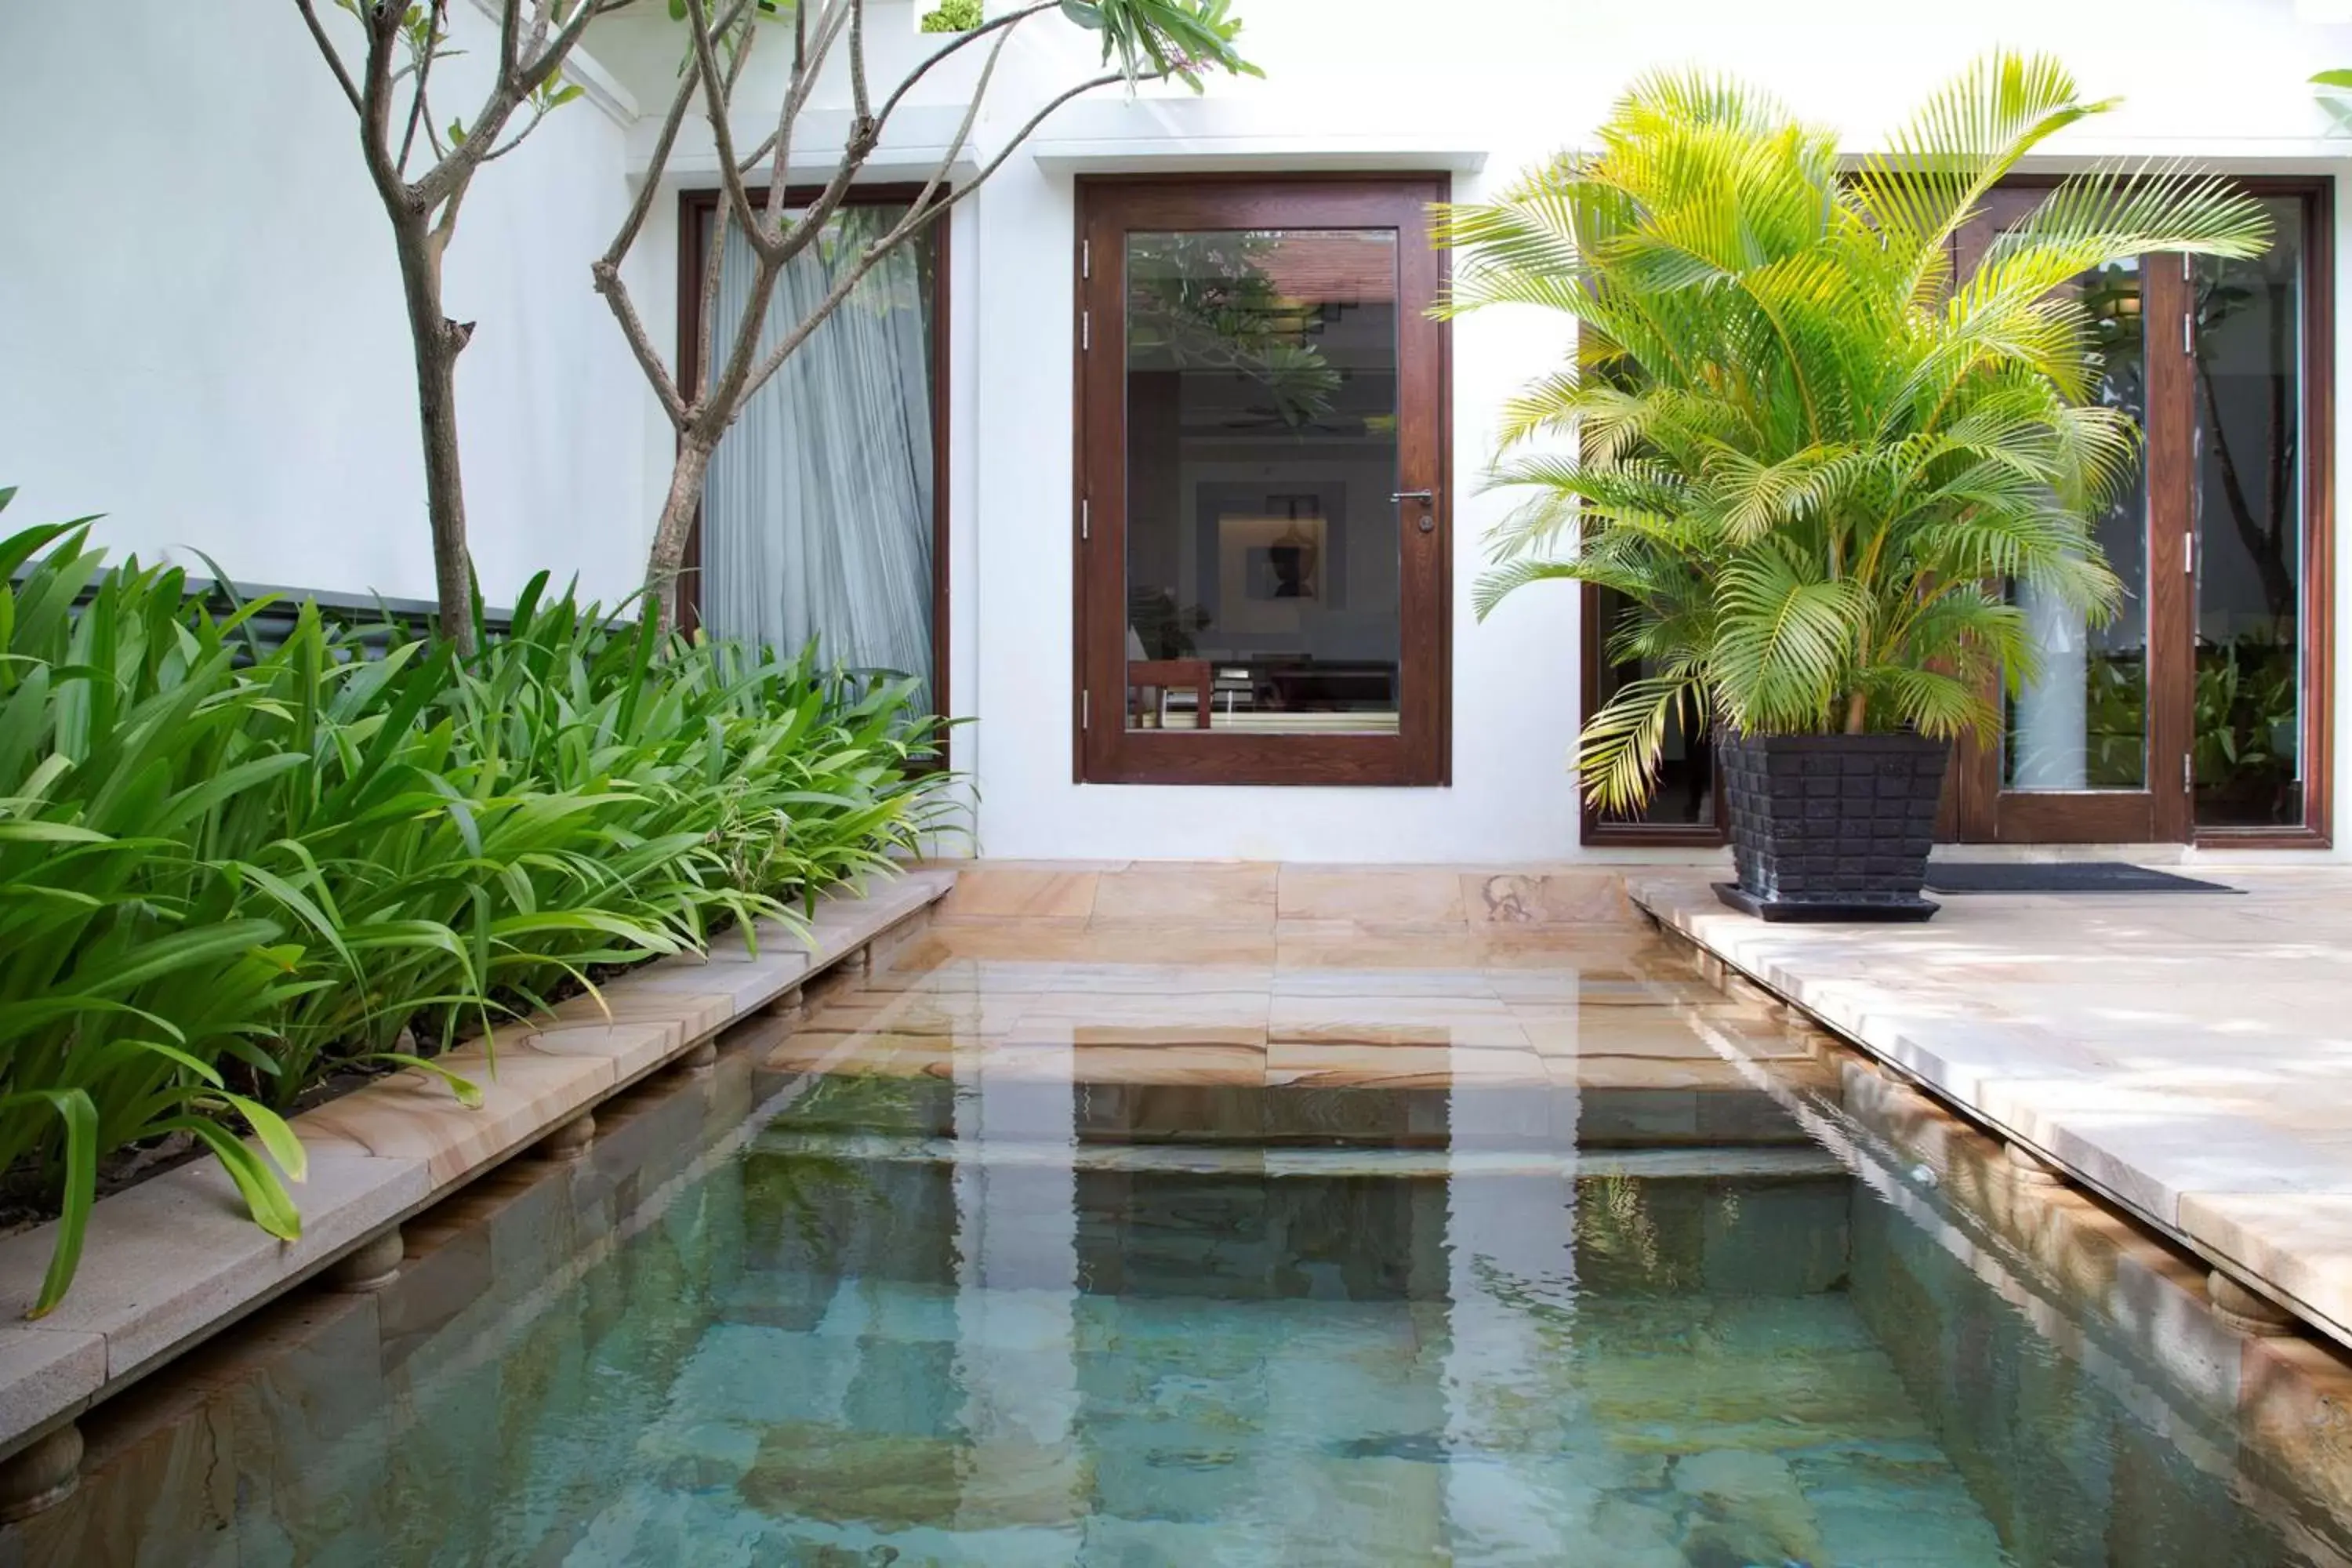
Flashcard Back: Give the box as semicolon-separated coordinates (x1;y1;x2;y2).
1629;869;2352;1352
0;868;954;1462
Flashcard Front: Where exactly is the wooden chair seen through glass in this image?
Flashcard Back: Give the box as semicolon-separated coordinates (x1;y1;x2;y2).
699;203;939;715
1122;229;1402;734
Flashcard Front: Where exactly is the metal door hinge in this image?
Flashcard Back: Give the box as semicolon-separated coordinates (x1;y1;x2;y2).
2184;751;2194;791
1081;690;1091;729
1080;498;1090;541
2185;528;2195;576
1081;310;1091;351
1082;239;1091;279
2183;311;2194;358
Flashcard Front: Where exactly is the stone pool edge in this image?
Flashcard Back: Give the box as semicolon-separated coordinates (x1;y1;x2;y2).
0;866;956;1472
1628;871;2352;1359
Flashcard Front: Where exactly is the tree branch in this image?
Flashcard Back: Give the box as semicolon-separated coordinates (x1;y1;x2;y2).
698;193;739;409
727;0;1055;182
426;175;470;273
736;58;1135;416
396;1;446;179
682;0;763;249
407;0;608;212
591;257;690;426
292;0;365;118
354;3;410;208
951;70;1132;206
760;0;856;241
873;1;1054;131
848;0;869;125
477;99;555;164
900;21;1014;223
601;0;751;271
733;238;880;412
758;2;1009;271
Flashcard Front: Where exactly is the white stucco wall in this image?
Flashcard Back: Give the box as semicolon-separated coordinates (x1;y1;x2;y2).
0;0;658;608
9;0;2352;860
861;0;2352;862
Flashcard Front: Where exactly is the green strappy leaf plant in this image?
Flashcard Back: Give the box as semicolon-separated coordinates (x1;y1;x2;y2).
1438;54;2273;811
0;495;956;1312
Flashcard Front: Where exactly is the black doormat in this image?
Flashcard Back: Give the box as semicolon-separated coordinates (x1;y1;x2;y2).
1922;862;2241;895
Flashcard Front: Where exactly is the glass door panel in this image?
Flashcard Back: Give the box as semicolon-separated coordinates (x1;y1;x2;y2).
1077;178;1449;787
1122;230;1402;737
2193;195;2309;830
2005;257;2150;794
1950;189;2192;843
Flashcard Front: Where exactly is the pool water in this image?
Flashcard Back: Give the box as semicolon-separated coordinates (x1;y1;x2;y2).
15;929;2352;1566
686;1096;1944;1567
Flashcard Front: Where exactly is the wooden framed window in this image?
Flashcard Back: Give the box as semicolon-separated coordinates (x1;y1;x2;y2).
1073;176;1452;786
677;187;953;728
1580;583;1726;847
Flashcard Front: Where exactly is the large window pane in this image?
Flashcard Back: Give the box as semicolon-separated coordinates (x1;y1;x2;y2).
1122;230;1400;735
701;206;938;713
2005;258;2148;792
2194;196;2307;829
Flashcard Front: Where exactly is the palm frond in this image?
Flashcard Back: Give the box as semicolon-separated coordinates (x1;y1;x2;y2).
1577;664;1708;813
1437;50;2272;808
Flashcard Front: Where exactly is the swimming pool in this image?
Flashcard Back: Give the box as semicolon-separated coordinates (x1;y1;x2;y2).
14;923;2350;1565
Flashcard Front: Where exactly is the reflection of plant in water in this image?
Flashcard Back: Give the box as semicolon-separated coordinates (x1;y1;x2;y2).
759;1073;931;1266
1465;1254;1581;1365
754;1152;877;1272
1580;1174;1682;1290
1127;233;1342;429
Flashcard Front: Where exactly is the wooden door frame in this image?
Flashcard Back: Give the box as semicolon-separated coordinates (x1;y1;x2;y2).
2194;175;2334;850
673;185;954;737
1947;175;2334;847
1949;182;2190;843
1072;173;1454;787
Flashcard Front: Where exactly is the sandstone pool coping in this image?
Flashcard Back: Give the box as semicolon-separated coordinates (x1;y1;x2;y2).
1628;869;2352;1356
0;867;955;1463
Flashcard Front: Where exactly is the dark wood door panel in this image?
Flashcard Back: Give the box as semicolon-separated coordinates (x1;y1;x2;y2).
1075;176;1452;788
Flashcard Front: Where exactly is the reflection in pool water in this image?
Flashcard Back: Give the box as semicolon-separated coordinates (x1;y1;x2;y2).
12;931;2352;1566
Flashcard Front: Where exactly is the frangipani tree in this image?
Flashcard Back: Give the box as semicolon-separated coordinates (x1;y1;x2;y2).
595;0;1258;631
295;0;633;654
1439;54;2272;811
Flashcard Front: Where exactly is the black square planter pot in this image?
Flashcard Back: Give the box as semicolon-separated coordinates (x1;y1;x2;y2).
1715;729;1949;923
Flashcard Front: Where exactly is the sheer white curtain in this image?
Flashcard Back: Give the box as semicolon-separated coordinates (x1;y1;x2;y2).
702;207;937;712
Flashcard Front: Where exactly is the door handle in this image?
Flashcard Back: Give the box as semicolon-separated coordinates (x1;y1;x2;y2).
1392;491;1436;532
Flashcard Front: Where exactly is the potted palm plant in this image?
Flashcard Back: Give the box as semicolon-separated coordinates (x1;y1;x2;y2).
1441;54;2270;920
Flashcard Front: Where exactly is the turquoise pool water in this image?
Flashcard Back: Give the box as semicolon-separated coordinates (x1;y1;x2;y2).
15;1015;2352;1564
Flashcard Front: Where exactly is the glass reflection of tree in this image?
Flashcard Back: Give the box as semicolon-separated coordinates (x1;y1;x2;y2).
2194;267;2299;630
2071;263;2150;789
2191;253;2303;821
1127;232;1342;430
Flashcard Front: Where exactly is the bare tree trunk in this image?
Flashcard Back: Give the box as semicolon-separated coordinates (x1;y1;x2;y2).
646;434;717;634
389;209;480;656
